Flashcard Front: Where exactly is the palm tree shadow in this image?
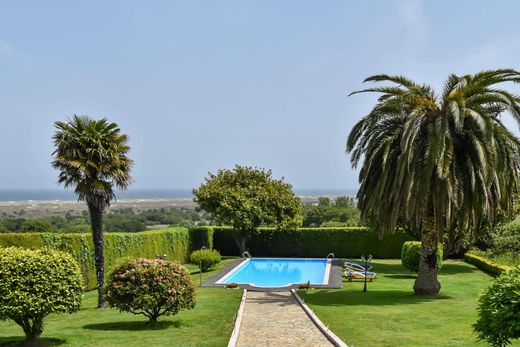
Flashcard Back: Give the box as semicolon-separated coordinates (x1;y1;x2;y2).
383;274;417;279
83;320;179;331
0;338;66;347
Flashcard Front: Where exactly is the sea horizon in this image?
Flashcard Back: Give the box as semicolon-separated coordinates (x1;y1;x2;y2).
0;188;358;203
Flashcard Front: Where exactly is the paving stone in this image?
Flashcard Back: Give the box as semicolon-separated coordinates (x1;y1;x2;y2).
236;291;333;347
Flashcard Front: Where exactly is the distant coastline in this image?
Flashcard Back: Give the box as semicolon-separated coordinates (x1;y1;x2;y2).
0;188;357;203
0;189;358;219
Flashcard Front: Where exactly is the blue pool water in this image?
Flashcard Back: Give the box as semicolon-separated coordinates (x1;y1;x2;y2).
217;258;330;287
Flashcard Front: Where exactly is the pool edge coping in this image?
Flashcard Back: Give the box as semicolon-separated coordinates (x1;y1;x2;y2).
291;289;349;347
226;289;247;347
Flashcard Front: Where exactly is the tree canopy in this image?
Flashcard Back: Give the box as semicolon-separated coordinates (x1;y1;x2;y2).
193;165;302;254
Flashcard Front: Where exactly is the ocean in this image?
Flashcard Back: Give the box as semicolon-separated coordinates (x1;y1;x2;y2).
0;188;357;202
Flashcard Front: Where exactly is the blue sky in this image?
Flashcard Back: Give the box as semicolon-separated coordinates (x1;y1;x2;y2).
1;1;520;191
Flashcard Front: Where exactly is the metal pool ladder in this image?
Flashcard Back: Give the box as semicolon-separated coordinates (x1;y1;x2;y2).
326;252;335;260
242;251;251;258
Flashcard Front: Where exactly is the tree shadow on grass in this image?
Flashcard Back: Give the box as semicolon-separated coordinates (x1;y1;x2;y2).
83;320;179;331
0;338;65;347
302;289;452;307
383;274;417;279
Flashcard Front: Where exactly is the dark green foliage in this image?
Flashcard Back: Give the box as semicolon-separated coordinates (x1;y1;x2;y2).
464;251;511;276
209;226;413;258
20;219;53;232
0;247;83;341
0;228;189;290
401;241;443;272
189;226;214;250
302;196;360;227
190;249;221;272
104;213;146;232
492;219;520;257
474;268;520;346
0;218;25;232
105;259;196;322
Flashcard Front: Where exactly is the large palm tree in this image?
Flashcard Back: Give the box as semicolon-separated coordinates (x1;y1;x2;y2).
347;70;520;295
52;115;133;307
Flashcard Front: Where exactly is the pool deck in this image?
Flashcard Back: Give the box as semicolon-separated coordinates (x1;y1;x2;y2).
203;257;343;291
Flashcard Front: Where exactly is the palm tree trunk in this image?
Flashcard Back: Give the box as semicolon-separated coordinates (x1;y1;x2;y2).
413;214;441;296
88;203;106;308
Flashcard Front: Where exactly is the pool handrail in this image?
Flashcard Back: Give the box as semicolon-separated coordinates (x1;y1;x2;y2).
242;251;251;258
326;252;335;260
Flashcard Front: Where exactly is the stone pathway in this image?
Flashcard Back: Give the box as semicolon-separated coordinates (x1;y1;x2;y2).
236;291;333;347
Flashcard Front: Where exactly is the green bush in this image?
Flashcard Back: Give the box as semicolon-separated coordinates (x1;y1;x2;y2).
105;258;196;322
208;226;414;258
190;249;221;272
0;227;189;290
401;241;443;272
474;267;520;346
0;247;83;341
464;251;511;276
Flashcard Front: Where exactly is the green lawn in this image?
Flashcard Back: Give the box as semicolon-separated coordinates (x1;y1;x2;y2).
300;259;520;347
0;258;242;347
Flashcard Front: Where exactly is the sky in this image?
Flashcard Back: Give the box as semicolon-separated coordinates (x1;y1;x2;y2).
1;1;520;191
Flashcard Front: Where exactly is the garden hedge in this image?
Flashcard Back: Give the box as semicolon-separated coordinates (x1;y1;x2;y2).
0;227;189;290
188;226;214;250
208;226;414;258
464;251;512;276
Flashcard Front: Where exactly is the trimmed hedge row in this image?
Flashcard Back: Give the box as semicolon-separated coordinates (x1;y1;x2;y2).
464;251;512;277
188;226;214;250
206;226;414;258
0;227;189;290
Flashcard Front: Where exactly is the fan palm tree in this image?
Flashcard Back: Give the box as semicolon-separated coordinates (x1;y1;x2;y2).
347;70;520;295
52;115;133;307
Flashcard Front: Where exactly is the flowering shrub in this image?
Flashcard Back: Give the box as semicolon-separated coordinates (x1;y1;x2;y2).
190;249;221;272
105;258;196;322
0;247;83;342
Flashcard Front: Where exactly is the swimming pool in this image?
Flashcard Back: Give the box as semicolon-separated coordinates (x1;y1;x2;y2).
216;258;331;287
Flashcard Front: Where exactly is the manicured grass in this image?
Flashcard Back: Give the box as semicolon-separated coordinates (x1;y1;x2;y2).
300;259;520;347
0;258;241;347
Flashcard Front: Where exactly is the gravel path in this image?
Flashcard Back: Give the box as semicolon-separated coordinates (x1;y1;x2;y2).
236;291;333;347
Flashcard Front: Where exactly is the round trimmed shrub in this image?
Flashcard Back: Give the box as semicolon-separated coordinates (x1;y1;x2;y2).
190;249;221;272
0;247;83;342
401;241;443;272
474;267;520;347
105;258;196;322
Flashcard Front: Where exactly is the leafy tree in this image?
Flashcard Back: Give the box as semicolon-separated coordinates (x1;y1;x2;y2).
20;219;53;233
347;70;520;295
52;115;133;307
193;165;302;254
318;197;331;207
0;247;83;343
